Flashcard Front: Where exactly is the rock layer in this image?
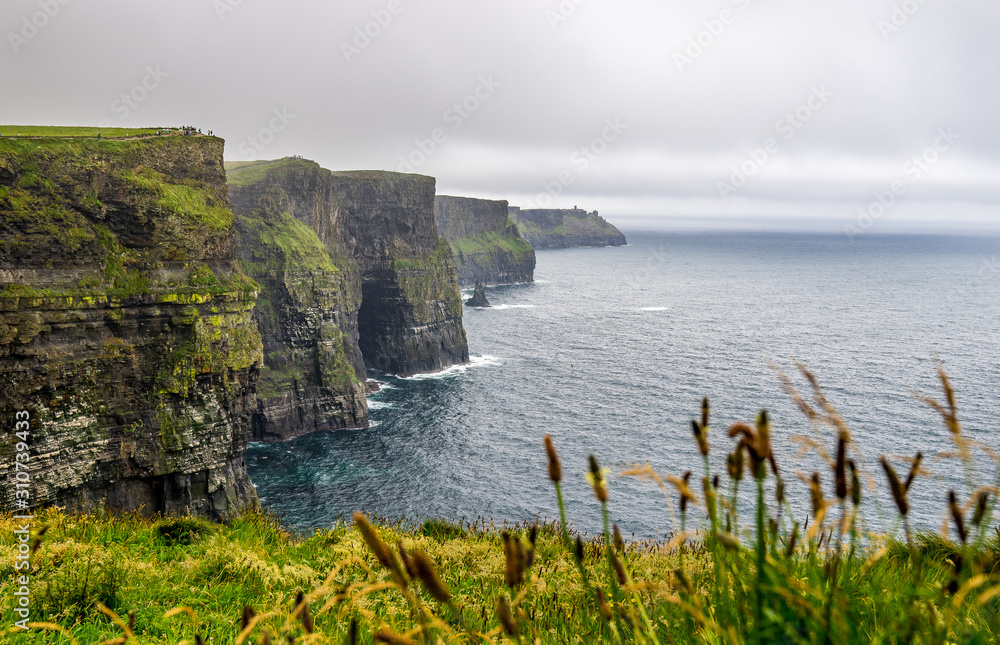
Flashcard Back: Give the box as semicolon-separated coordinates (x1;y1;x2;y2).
0;135;263;520
508;207;627;249
232;180;367;442
228;159;469;386
434;196;535;287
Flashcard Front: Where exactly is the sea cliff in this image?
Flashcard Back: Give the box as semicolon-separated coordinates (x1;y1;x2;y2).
0;133;262;520
228;159;468;439
508;206;627;249
434;195;535;287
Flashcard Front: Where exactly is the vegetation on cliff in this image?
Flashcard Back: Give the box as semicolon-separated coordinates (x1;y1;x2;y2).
232;178;367;441
3;367;998;643
0;133;263;520
229;158;468;379
509;208;627;250
434;196;535;287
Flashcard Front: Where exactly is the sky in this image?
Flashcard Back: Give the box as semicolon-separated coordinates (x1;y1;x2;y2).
2;0;999;233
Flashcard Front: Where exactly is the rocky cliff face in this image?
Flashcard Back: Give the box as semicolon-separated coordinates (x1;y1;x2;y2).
508;207;627;249
229;168;367;442
0;135;263;520
434;195;535;287
229;160;468;384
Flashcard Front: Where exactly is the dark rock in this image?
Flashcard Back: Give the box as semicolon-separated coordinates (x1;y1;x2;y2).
0;135;263;521
466;283;491;308
507;207;627;249
228;159;469;384
435;196;535;287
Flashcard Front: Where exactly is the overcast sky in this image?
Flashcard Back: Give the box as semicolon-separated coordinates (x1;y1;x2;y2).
3;0;999;231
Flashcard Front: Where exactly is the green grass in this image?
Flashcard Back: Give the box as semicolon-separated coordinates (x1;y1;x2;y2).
2;366;998;644
0;126;171;139
226;158;320;187
449;231;534;258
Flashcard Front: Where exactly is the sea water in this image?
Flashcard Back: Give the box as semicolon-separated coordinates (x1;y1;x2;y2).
247;231;1000;541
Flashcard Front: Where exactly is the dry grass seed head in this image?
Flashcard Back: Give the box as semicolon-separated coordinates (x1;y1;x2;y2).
411;551;451;603
496;595;518;636
374;627;418;645
880;457;909;517
589;454;609;503
544;434;562;483
949;491;968;544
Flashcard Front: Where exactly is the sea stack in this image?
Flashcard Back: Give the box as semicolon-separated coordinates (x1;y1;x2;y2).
466;283;491;308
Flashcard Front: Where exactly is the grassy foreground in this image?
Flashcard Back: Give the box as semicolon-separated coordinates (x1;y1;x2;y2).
2;366;999;644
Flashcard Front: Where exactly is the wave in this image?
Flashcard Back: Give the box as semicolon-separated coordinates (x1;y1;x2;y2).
490;304;537;310
401;354;502;381
366;400;394;410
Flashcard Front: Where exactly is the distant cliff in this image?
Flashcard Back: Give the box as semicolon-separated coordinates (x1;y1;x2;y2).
508;207;627;249
228;159;468;440
0;134;262;520
434;195;535;287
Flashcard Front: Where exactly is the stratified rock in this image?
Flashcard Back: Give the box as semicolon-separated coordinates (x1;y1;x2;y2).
228;159;469;382
466;283;491;308
231;179;367;442
508;207;627;249
0;134;263;520
434;196;535;287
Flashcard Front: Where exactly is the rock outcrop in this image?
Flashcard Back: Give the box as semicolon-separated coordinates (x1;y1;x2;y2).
231;177;367;442
228;159;468;385
0;134;263;520
508;207;627;249
434;196;535;287
466;283;491;308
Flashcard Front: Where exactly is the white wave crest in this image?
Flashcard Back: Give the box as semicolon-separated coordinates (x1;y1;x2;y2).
402;354;502;380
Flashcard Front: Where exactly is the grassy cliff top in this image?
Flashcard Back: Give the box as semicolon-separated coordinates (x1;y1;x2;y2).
0;125;194;139
225;158;321;186
226;158;436;188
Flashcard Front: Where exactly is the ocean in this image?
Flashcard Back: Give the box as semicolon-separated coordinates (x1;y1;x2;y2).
246;230;1000;541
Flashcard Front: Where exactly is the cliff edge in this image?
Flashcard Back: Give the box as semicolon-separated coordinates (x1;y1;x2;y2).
508;207;627;249
434;195;535;287
228;159;468;387
0;132;263;520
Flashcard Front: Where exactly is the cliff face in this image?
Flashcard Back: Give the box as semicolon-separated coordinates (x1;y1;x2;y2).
228;160;468;384
229;169;367;442
508;207;627;249
0;135;263;520
434;196;535;287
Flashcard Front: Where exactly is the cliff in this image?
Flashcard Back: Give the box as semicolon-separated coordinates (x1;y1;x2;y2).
230;165;367;442
508;207;627;249
228;159;468;385
0;132;263;520
434;195;535;287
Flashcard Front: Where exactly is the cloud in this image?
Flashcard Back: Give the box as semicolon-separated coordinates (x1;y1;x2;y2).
2;0;998;227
